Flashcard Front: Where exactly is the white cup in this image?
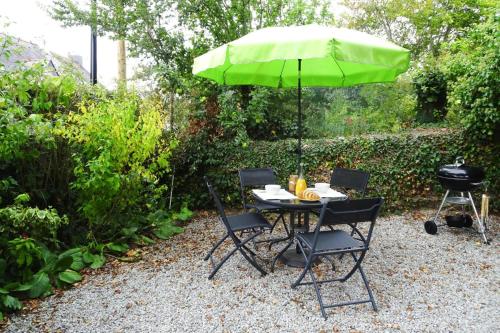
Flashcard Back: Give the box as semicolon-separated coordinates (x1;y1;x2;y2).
265;184;281;194
314;183;330;193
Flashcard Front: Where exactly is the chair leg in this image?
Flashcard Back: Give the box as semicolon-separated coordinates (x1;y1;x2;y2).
204;234;229;261
280;214;290;236
291;242;328;318
266;214;291;250
208;231;266;279
307;261;327;319
271;239;294;272
208;246;239;280
352;252;377;311
237;231;268;276
269;213;286;234
241;244;256;256
291;241;313;288
267;235;291;250
320;254;336;271
291;249;375;318
238;247;267;276
341;251;367;282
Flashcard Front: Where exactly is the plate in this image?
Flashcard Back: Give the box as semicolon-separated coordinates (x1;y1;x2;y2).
298;198;320;202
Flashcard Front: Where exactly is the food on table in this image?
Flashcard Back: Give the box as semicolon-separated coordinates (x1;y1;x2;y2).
302;189;320;201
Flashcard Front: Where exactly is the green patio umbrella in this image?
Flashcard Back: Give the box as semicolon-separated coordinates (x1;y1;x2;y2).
193;24;410;170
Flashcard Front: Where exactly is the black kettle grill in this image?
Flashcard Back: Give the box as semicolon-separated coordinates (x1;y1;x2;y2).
437;157;485;191
424;157;489;243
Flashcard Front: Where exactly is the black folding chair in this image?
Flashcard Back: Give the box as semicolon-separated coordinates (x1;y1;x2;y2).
330;167;370;197
239;168;290;240
204;177;272;280
328;168;370;241
291;198;383;319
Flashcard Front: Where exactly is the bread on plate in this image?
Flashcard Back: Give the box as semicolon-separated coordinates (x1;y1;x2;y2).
302;189;320;201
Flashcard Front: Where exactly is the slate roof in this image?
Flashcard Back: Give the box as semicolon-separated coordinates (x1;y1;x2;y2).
0;33;90;80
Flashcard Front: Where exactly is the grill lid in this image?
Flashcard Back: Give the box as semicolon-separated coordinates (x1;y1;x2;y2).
438;157;485;183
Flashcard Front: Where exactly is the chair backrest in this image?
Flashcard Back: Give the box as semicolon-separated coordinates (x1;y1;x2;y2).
204;177;237;240
313;198;383;250
238;168;277;209
330;168;370;196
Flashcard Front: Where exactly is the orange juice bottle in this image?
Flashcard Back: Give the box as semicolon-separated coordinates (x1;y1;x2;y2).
295;164;307;199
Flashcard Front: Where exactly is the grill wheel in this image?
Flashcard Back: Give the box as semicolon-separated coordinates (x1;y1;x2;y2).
424;220;438;235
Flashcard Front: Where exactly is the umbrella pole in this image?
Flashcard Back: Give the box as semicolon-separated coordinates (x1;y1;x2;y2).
297;59;302;172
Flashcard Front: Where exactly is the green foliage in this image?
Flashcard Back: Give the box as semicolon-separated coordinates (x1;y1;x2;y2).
442;13;499;141
148;207;192;239
0;194;69;245
60;88;176;240
0;59;63;163
341;0;494;58
411;12;499;140
0;34;188;320
7;238;42;280
58;270;82;284
413;64;448;123
177;0;334;47
173;130;499;212
0;237;85;318
314;82;416;137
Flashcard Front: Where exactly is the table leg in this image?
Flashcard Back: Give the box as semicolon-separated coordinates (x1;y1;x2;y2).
278;211;319;268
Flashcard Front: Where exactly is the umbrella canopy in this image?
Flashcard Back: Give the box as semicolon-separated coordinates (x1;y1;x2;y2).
193;24;410;169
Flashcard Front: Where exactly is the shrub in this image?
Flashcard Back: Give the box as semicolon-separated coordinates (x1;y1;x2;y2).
60;88;177;241
0;194;68;246
0;34;188;320
173;129;499;212
442;14;499;141
413;64;448;123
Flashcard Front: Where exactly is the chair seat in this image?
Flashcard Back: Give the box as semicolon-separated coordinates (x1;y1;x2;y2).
227;212;272;232
246;202;282;212
297;230;364;252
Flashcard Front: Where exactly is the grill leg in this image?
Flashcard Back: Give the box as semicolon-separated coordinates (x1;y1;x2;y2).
468;192;488;244
433;190;450;224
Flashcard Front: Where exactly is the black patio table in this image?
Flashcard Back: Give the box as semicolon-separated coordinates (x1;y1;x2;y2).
252;191;347;267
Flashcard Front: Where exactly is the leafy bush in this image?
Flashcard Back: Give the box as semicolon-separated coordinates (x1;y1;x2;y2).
0;62;60;163
0;194;68;245
412;12;499;140
442;14;499;141
173;129;499;212
0;237;84;319
59;88;177;241
0;34;189;319
413;64;448;123
319;81;416;137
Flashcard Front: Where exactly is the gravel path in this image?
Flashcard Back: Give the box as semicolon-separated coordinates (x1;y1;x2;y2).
4;211;499;333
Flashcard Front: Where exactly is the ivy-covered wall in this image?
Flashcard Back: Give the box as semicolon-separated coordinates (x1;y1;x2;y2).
173;129;499;213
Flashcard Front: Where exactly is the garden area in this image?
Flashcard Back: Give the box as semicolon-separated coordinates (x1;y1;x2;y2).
0;0;499;332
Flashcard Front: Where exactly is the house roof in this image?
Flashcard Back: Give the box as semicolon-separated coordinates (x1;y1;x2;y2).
0;33;90;80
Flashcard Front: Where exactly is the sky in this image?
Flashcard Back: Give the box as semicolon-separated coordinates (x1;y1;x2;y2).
1;0;137;88
1;0;346;89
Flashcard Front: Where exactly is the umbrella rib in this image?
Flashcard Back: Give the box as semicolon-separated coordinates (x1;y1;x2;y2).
221;65;232;85
330;54;346;87
278;59;286;88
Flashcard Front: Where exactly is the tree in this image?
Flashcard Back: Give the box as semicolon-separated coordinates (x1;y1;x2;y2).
340;0;494;58
177;0;334;48
441;12;499;141
50;0;132;87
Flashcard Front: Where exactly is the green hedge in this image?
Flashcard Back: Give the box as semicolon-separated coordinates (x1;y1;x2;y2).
172;129;499;213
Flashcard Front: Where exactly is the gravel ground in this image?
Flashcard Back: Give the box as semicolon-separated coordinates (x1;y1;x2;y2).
4;210;499;333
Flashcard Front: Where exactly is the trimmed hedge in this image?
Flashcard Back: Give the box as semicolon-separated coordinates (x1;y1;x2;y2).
172;129;499;213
